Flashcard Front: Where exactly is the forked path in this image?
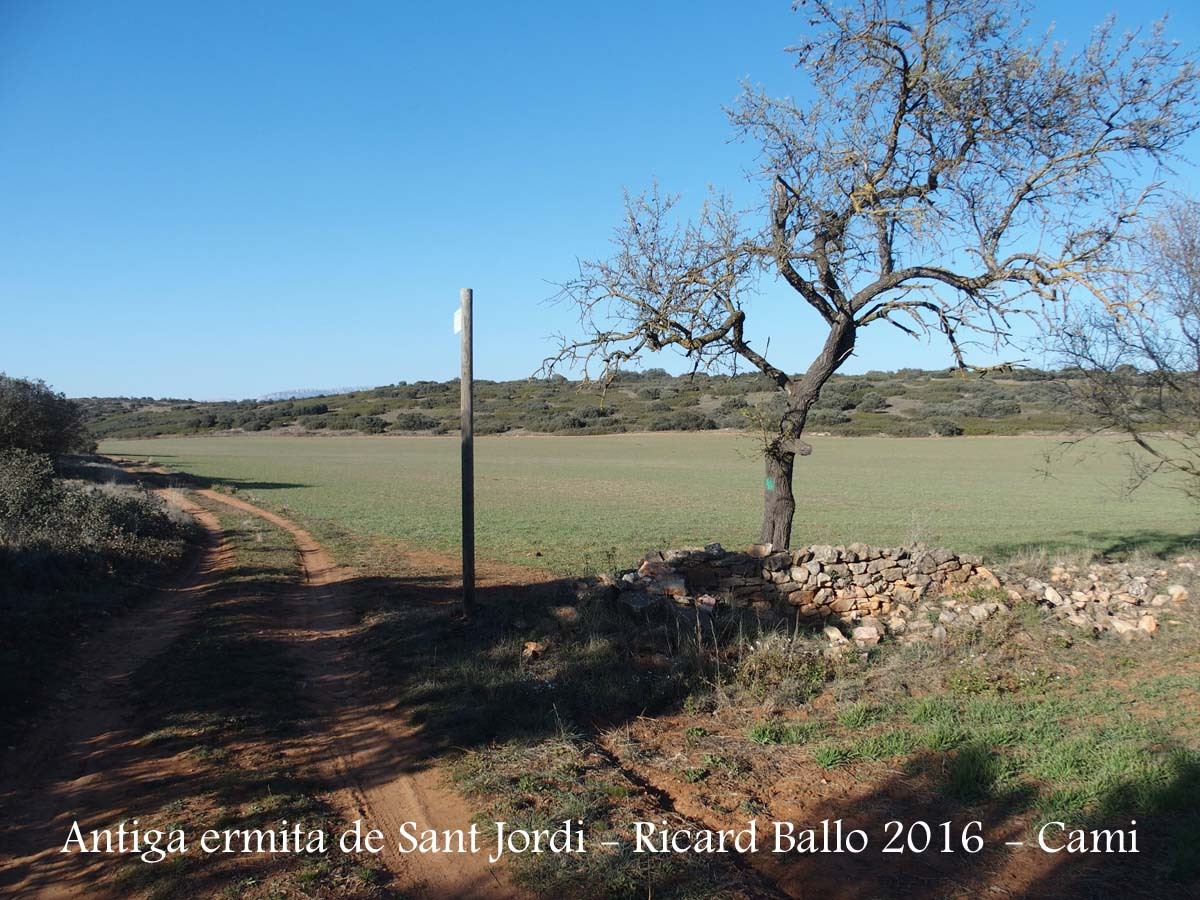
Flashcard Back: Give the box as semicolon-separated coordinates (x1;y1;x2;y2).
194;488;517;899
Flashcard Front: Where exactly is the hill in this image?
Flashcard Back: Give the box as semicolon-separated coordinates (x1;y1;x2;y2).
78;367;1099;440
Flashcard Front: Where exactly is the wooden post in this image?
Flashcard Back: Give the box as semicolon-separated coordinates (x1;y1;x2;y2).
460;287;475;612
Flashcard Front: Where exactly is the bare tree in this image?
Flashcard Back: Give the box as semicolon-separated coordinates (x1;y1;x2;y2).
1057;197;1200;499
544;0;1199;549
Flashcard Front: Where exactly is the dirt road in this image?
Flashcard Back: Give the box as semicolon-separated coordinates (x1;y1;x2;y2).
0;483;516;899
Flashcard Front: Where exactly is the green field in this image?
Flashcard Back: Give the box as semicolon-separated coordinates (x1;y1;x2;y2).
100;433;1199;573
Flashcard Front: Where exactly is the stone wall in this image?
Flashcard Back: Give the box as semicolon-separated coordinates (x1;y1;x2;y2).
622;541;1000;622
608;541;1185;645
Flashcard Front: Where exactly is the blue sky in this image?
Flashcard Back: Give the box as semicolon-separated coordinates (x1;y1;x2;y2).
2;1;1198;400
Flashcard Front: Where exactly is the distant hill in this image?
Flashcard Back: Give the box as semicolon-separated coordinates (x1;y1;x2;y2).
79;368;1110;441
257;386;372;401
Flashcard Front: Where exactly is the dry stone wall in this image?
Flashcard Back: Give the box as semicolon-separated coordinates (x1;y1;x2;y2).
624;542;999;619
609;541;1186;645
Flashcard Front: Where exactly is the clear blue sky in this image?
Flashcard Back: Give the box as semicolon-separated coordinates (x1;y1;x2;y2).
2;0;1197;400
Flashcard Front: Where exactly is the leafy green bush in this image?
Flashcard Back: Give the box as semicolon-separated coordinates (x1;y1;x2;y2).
0;374;92;454
856;391;888;411
354;416;388;434
0;450;197;736
808;409;851;426
650;411;717;431
394;411;440;430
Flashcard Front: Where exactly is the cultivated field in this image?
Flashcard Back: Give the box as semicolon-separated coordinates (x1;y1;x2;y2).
101;433;1195;573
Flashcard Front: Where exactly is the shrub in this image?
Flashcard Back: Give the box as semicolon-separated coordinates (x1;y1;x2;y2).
808;409;850;427
355;416;388;434
856;391;888;411
650;411;717;431
718;396;747;413
1;450;197;733
0;375;92;454
930;418;964;436
394;411;440;431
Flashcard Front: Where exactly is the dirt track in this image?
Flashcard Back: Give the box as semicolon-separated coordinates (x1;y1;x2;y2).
0;483;515;899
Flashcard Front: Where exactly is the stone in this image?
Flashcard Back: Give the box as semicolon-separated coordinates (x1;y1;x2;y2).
1139;615;1158;634
704;542;725;556
1151;594;1169;607
824;625;849;645
973;566;1002;589
939;609;959;625
1044;586;1065;606
931;548;956;566
1108;618;1137;635
829;594;855;614
931;624;948;641
621;591;657;612
550;605;580;628
787;588;817;607
811;544;840;563
647;574;688;598
887;616;907;635
1168;584;1190;603
638;559;675;579
852;625;881;646
695;594;719;612
969;604;992;622
762;551;793;572
577;581;618;604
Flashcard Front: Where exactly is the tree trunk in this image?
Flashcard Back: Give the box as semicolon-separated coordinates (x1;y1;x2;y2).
760;448;796;549
757;316;857;549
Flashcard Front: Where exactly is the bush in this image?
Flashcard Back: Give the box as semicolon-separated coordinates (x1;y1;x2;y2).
718;396;748;413
808;409;850;427
930;418;964;436
0;375;92;454
355;416;388;434
0;450;196;737
651;411;717;431
856;391;888;411
394;411;440;431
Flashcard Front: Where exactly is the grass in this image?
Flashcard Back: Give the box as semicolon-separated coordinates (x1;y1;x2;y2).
747;720;821;745
101;432;1199;574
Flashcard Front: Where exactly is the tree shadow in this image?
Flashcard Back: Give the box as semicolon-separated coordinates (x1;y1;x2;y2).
754;746;1200;899
984;529;1200;561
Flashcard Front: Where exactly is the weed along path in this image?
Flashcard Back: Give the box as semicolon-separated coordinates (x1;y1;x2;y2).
0;476;515;899
192;486;517;900
0;490;228;897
